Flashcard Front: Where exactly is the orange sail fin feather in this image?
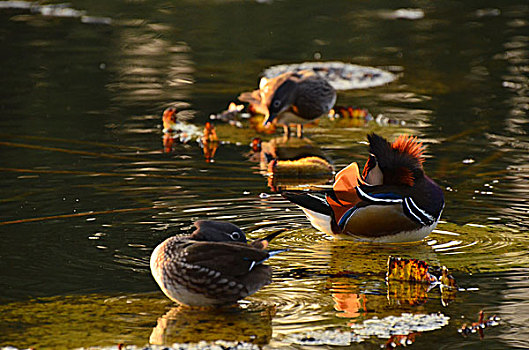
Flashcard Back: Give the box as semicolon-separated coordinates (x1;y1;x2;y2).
391;135;425;165
327;162;365;222
334;162;365;194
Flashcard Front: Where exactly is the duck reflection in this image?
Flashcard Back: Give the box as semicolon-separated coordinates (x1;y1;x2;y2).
330;279;368;319
162;117;220;163
248;136;334;192
163;132;176;153
149;304;274;346
308;238;443;320
200;121;219;163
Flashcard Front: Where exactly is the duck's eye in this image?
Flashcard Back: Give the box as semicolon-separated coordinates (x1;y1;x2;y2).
229;231;241;240
272;100;281;108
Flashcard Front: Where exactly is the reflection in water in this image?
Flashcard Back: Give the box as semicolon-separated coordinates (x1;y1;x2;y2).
494;268;529;347
387;279;431;307
162;117;220;162
266;236;445;327
385;257;458;308
149;305;273;345
0;293;166;349
201;121;220;163
331;281;367;319
162;106;202;142
499;6;529;136
0;1;112;25
256;136;334;192
459;310;501;340
109;31;194;108
385;333;419;348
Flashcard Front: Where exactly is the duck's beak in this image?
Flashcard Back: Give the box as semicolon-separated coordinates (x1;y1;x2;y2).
251;228;287;249
263;112;276;126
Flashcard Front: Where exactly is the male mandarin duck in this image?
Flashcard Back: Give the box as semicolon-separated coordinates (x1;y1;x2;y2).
162;107;202;143
238;70;336;138
282;133;444;243
150;220;286;307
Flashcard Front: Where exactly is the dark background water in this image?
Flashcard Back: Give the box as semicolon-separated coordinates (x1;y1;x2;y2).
1;0;528;349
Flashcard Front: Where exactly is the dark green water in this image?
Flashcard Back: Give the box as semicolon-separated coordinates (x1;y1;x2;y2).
1;0;528;348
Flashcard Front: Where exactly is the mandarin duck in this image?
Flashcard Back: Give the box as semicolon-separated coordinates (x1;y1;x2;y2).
238;70;336;138
162;107;202;143
150;220;286;306
282;133;444;243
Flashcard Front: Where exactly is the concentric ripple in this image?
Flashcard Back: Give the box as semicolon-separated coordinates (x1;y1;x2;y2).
426;222;529;272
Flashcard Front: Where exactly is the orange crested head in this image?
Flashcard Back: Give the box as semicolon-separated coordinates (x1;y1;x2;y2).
391;134;425;165
366;133;426;187
162;107;178;131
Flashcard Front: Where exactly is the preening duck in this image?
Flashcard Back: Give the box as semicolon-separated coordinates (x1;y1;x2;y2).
150;220;286;306
282;133;444;243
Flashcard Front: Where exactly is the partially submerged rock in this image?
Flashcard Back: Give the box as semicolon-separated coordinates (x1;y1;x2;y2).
262;62;397;90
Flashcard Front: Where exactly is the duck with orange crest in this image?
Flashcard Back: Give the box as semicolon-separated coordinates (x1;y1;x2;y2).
282;133;444;243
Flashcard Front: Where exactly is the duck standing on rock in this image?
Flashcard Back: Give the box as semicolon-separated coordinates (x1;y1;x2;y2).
239;70;336;138
150;220;286;307
282;133;445;243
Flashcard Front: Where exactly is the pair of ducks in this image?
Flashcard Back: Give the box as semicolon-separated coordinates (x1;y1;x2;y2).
151;132;445;306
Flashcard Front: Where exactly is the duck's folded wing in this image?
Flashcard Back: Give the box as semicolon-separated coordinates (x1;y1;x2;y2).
281;162;365;216
183;242;270;277
281;190;336;234
159;242;272;299
281;191;333;216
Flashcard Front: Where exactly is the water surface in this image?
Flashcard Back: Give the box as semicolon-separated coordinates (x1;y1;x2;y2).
1;0;528;348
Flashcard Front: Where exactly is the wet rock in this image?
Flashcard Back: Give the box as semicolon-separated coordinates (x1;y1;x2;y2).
262;62;396;90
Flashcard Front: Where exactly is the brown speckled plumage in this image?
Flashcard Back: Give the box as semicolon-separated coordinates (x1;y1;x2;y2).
239;70;336;137
150;220;285;306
